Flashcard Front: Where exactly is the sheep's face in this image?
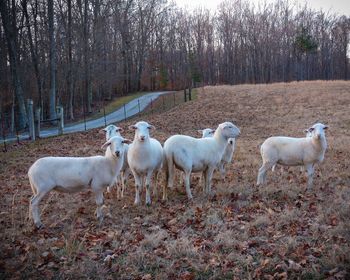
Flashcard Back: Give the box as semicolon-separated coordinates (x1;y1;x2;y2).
102;125;123;141
102;136;131;158
199;128;215;138
219;122;240;139
306;123;328;139
130;121;155;142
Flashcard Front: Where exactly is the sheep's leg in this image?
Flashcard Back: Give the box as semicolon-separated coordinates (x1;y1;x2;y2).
203;169;208;193
118;172;124;198
257;162;274;186
133;172;142;205
145;171;153;206
30;189;49;229
184;170;193;200
219;162;226;180
305;164;314;190
205;167;215;194
28;180;37;221
117;175;123;198
201;172;205;192
153;169;160;197
95;191;104;225
162;179;168;201
107;175;118;193
179;171;184;186
121;168;131;198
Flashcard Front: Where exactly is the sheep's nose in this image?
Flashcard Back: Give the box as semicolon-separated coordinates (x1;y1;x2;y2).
115;151;120;157
140;136;145;141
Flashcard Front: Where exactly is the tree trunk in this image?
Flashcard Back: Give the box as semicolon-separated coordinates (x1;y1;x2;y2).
22;0;43;110
67;0;74;119
48;0;57;122
0;0;28;129
83;0;92;113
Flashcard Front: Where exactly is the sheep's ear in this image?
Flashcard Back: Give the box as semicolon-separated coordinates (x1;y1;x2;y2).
101;140;111;149
197;129;203;134
303;129;309;133
148;125;156;130
323;125;328;130
99;128;107;134
129;125;137;130
122;139;132;144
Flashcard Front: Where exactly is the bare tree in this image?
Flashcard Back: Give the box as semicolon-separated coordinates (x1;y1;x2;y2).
0;0;28;129
48;0;57;122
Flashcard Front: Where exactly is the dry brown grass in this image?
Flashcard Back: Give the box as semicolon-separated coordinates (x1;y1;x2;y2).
0;81;349;279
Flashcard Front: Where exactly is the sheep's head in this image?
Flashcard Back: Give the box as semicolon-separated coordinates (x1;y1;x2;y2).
101;124;123;141
218;122;240;140
129;121;155;142
102;136;131;158
305;123;328;139
198;128;215;138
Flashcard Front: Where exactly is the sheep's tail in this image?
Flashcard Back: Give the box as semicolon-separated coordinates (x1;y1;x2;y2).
164;149;175;189
28;168;37;196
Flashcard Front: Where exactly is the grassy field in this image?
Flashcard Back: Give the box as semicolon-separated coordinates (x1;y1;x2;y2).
0;81;349;279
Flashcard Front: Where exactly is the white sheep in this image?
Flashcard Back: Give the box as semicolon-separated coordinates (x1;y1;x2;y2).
163;122;240;200
178;128;215;186
271;129;312;172
199;128;236;181
218;138;236;180
257;123;328;189
198;128;215;138
127;121;163;205
28;136;131;228
102;124;123;142
101;124;131;197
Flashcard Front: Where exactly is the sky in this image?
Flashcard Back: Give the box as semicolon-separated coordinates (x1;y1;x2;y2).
174;0;350;16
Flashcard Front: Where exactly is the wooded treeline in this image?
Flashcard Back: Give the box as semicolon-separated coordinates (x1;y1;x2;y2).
0;0;349;129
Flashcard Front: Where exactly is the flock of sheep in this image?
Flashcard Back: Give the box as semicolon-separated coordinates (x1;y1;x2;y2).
27;120;328;228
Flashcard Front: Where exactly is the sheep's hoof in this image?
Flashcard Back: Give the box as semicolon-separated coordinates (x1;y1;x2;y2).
98;217;104;226
134;200;140;206
35;222;44;230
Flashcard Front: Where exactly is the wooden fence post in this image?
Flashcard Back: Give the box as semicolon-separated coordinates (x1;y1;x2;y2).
56;106;64;135
27;99;35;141
35;107;41;138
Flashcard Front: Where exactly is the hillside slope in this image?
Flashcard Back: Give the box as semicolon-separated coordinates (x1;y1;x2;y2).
1;81;349;279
